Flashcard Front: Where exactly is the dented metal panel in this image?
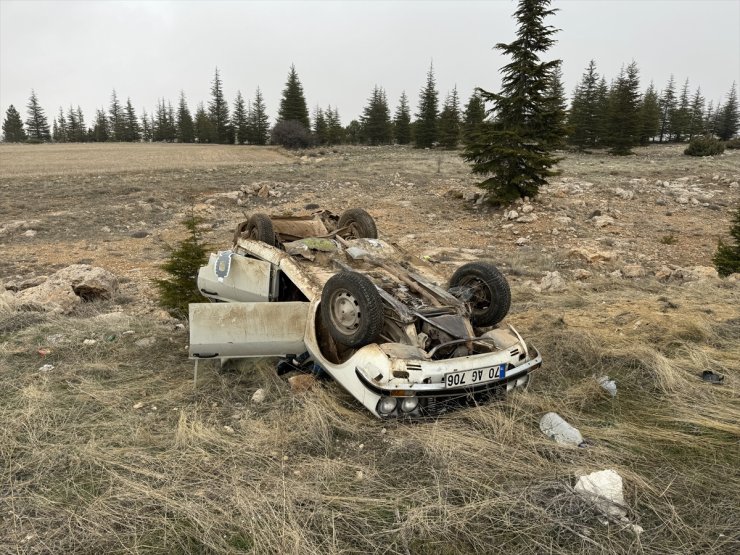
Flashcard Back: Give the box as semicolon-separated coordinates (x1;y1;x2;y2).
197;252;272;302
189;302;309;358
272;217;329;240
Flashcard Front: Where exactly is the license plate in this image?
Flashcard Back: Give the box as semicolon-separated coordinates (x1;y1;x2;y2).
444;364;506;388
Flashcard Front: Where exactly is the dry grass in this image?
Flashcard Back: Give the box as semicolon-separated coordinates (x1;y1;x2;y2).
1;276;738;554
0;143;291;178
1;143;738;553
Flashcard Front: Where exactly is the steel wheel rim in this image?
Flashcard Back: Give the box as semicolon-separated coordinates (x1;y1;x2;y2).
459;276;492;311
329;290;361;335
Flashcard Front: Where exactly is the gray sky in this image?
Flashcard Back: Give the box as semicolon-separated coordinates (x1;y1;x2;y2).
1;0;739;128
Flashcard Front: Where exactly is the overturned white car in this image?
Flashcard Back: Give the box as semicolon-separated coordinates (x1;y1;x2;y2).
189;209;542;419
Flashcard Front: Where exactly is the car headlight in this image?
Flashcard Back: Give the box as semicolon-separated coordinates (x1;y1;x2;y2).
400;396;419;413
377;396;397;415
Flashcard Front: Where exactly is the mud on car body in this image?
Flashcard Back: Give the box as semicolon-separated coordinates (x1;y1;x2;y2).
189;209;542;418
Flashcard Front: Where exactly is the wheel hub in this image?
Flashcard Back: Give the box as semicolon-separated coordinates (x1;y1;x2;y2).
331;291;360;334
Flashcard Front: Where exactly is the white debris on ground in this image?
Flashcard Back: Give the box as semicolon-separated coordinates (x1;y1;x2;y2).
597;376;617;397
251;388;266;404
539;412;585;447
574;469;642;535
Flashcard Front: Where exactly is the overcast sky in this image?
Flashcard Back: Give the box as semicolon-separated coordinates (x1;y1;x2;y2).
1;0;739;128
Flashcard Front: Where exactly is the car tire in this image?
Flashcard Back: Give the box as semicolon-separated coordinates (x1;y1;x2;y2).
337;208;378;239
246;213;275;246
321;271;384;348
449;262;511;327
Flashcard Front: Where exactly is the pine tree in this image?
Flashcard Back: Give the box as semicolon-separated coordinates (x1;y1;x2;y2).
2;105;27;142
176;92;195;143
92;108;109;142
671;78;691;142
123;98;140;142
75;107;86;142
605;62;641;155
360;86;392;145
208;68;231;143
325;106;344;145
345;120;361;144
717;83;738;141
25;90;51;142
277;64;310;130
638;81;661;144
393;92;412;145
194;102;215;143
109;90;126;140
462;91;486;146
313;106;327;145
54;107;68;142
543;62;567;148
248;87;270;145
704;101;715;135
688;87;705;140
231;90;248;144
658;76;676;143
153;99;176;142
67;105;86;142
415;63;439;148
594;76;610;146
568;60;601;149
712;206;740;277
154;214;210;318
141;109;152;142
463;0;563;202
438;86;461;149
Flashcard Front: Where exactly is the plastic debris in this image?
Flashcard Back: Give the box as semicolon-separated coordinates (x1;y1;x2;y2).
575;469;629;521
701;370;725;384
83;339;97;346
38;364;55;372
597;375;617;397
539;412;585;447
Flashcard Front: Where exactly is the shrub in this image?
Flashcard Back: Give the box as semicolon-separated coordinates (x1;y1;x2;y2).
724;137;740;150
713;206;740;277
684;136;725;156
270;120;312;149
154;214;210;318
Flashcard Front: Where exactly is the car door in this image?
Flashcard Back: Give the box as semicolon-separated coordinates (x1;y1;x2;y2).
189;301;309;358
197;252;275;302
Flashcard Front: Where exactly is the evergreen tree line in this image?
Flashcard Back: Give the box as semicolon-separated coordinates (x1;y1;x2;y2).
3;63;738;150
568;60;738;153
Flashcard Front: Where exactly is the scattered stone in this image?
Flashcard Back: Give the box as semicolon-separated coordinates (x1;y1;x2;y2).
462;191;480;202
133;402;144;409
676;196;689;205
588;209;602;219
726;273;740;283
521;204;534;214
573;269;592;280
539;412;584;447
355;470;364;481
622;264;646;278
593;215;615;228
614;188;634;200
610;270;623;279
223;425;235;434
82;339;97;346
515;237;530;246
655;266;673;281
506;210;519;221
516;214;537;223
134;337;156;348
130;230;150;238
23;229;37;238
101;226;111;233
575;469;628;521
257;184;270;199
18;276;47;290
39;364;55;372
569;247;616;264
251;388;266;403
675;266;719;281
540;271;566;292
597;376;617;397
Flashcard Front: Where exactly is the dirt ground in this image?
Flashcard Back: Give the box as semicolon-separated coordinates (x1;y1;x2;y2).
0;143;738;554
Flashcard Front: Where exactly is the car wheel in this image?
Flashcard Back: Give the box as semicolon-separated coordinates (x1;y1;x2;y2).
449;262;511;327
246;213;275;246
321;271;384;348
337;208;378;239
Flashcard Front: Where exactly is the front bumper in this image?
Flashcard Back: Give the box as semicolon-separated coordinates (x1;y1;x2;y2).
356;347;542;418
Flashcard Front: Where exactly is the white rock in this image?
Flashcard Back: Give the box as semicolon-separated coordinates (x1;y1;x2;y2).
597;376;617;397
573;269;592;280
39;364;55;372
223;425;235;434
593;215;615;228
540;271;566;292
251;388;266;404
622;264;646;278
521;204;534;214
575;469;628;520
134;337;156;348
133;402;144;409
614;188;634;200
515;237;530;246
507;210;519;221
462;191;480;201
539;412;584;446
82;339;97;346
23;229;37;238
516;214;537;223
